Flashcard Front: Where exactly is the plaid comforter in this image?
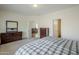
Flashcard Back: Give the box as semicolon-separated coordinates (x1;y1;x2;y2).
15;37;79;55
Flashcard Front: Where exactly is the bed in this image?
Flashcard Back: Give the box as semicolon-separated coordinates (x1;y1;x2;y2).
15;37;79;55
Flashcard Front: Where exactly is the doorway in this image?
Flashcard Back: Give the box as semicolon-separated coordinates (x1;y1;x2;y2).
53;19;61;38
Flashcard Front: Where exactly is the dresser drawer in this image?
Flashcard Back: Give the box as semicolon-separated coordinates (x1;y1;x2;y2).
0;32;22;44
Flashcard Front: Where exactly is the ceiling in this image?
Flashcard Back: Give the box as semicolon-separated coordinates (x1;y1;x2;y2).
0;4;78;16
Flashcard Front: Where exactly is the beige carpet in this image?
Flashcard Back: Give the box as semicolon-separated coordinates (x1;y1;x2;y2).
0;38;37;55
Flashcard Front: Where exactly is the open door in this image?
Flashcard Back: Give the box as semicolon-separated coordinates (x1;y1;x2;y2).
53;19;61;38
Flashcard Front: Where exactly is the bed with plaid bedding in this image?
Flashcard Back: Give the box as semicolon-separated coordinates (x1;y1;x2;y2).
15;37;79;55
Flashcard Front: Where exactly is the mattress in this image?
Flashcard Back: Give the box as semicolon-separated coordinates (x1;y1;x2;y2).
15;37;79;55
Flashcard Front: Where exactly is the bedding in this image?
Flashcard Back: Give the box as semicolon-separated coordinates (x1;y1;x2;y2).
15;37;79;55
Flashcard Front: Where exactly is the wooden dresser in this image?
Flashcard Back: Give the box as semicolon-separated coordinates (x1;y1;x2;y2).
0;32;22;44
40;28;49;38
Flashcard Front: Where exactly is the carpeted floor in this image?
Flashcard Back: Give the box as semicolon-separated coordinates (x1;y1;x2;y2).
0;38;38;55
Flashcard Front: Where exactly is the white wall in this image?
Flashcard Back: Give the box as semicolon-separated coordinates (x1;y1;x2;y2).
0;11;40;39
53;6;79;40
38;6;79;40
0;11;30;39
0;6;79;40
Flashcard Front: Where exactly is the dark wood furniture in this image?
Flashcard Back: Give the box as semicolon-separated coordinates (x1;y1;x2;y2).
32;28;38;37
0;32;22;44
40;28;49;38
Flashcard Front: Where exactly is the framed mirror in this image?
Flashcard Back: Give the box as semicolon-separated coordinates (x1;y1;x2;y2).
6;21;18;32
